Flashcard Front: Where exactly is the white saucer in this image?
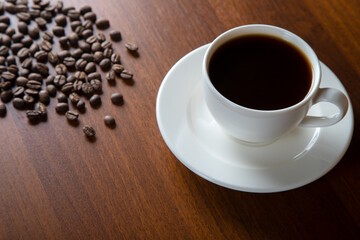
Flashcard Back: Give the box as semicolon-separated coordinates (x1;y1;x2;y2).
156;44;354;193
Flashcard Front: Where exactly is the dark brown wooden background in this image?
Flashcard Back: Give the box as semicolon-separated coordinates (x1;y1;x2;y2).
1;0;359;239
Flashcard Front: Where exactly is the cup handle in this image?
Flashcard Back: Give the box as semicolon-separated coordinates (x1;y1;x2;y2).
300;88;349;127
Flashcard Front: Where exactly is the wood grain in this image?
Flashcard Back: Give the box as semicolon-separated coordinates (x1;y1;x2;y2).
0;0;359;239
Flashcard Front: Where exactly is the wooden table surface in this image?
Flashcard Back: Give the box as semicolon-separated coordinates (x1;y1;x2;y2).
1;0;359;239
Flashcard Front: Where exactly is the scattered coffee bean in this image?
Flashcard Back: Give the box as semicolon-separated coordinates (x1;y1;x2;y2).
67;75;76;83
17;21;28;34
91;42;101;52
58;36;68;47
28;26;40;39
37;102;47;117
68;33;79;46
106;71;115;82
29;42;39;55
26;80;42;90
26;110;41;121
12;33;24;43
75;58;87;70
74;25;84;36
120;70;133;80
5;27;15;37
53;74;66;87
42;31;53;42
95;18;109;29
88;72;101;81
28;73;43;82
90;79;102;92
84;12;96;22
104;115;115;126
53;26;65;36
17;47;30;60
69;92;80;104
55;64;67;75
103;48;113;58
70;20;81;31
79;41;91;53
101;40;112;49
81;53;94;62
63;6;75;15
74;71;86;80
1;90;13;103
61;82;73;95
68;10;80;21
82;20;93;30
39;90;50;104
6;55;16;65
58;50;70;61
16;76;28;86
111;53;121;64
76;100;85;110
82;82;94;96
125;42;138;52
34;50;48;62
65;110;79;121
46;84;57;96
0;103;6;116
2;71;16;81
63;57;76;68
20;68;30;77
40;11;52;23
12;97;25;109
111;93;123;104
21;58;32;69
54;14;67;26
25;88;39;96
57;92;68;103
94;51;104;63
32;62;49;76
85;62;96;74
40;40;52;52
2;35;11;47
99;58;111;70
80;5;92;15
0;46;9;56
13;86;25;97
48;52;59;65
21;36;33;47
112;64;124;74
110;30;121;41
55;102;68;113
35;17;47;29
23;94;35;105
0;22;8;33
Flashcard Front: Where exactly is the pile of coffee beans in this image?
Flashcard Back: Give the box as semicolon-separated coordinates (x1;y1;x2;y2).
0;0;139;139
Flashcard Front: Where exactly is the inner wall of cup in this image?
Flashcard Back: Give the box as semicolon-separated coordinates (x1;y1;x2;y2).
205;25;321;104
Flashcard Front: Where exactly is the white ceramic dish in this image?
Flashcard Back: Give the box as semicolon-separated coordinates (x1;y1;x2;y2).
156;44;354;193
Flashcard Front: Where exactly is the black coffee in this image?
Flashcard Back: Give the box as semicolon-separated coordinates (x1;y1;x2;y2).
209;35;312;110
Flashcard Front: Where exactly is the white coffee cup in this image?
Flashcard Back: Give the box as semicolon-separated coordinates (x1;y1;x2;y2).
202;24;349;144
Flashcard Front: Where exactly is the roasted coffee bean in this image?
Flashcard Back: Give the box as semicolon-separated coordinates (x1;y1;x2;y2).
32;62;48;76
106;70;115;82
26;80;42;90
46;84;56;96
58;50;70;61
42;31;53;42
40;11;52;23
85;62;96;74
0;103;6;116
55;14;67;26
67;75;76;83
83;125;95;137
0;56;5;65
58;36;68;47
71;48;83;59
29;42;39;55
2;35;11;47
13;86;25;97
0;3;4;15
16;4;28;13
0;22;8;33
5;27;15;37
63;57;76;68
86;35;97;44
5;3;17;14
101;40;112;49
80;5;92;15
28;26;40;39
28;73;43;82
0;46;9;56
111;92;123;104
35;17;47;29
83;30;94;40
48;52;59;65
21;36;33;47
1;90;12;102
21;57;32;69
75;58;87;70
45;75;54;85
0;81;12;90
17;21;28;34
90;79;102;92
12;97;25;109
17;48;30;60
45;4;56;13
2;71;16;81
94;51;104;63
125;42;138;52
74;71;86;80
79;41;91;53
16;76;28;86
97;33;106;42
62;6;75;15
37;102;47;117
76;100;85;110
95;19;109;29
68;10;80;21
73;80;83;92
53;26;65;36
81;82;94;96
6;55;16;65
110;30;121;41
82;20;93;30
120;70;133;80
99;58;111;70
55;64;67;75
34;50;48;62
40;40;52;52
0;16;10;24
61;82;73;94
0;66;5;74
104;115;115;126
65;110;79;121
70;20;81;31
26;110;41;121
7;65;18;75
57;92;67;103
103;48;113;58
20;68;30;77
12;33;24;43
68;33;78;46
112;64;124;74
29;9;40;19
81;53;94;62
111;53;121;64
84;12;96;22
56;0;63;12
88;72;101;81
74;26;84;36
10;43;24;55
55;102;68;113
53;74;66;87
69;92;80;104
91;42;101;52
39;90;49;104
23;94;35;104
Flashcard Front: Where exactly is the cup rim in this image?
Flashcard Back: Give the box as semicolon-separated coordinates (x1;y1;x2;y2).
203;24;321;114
